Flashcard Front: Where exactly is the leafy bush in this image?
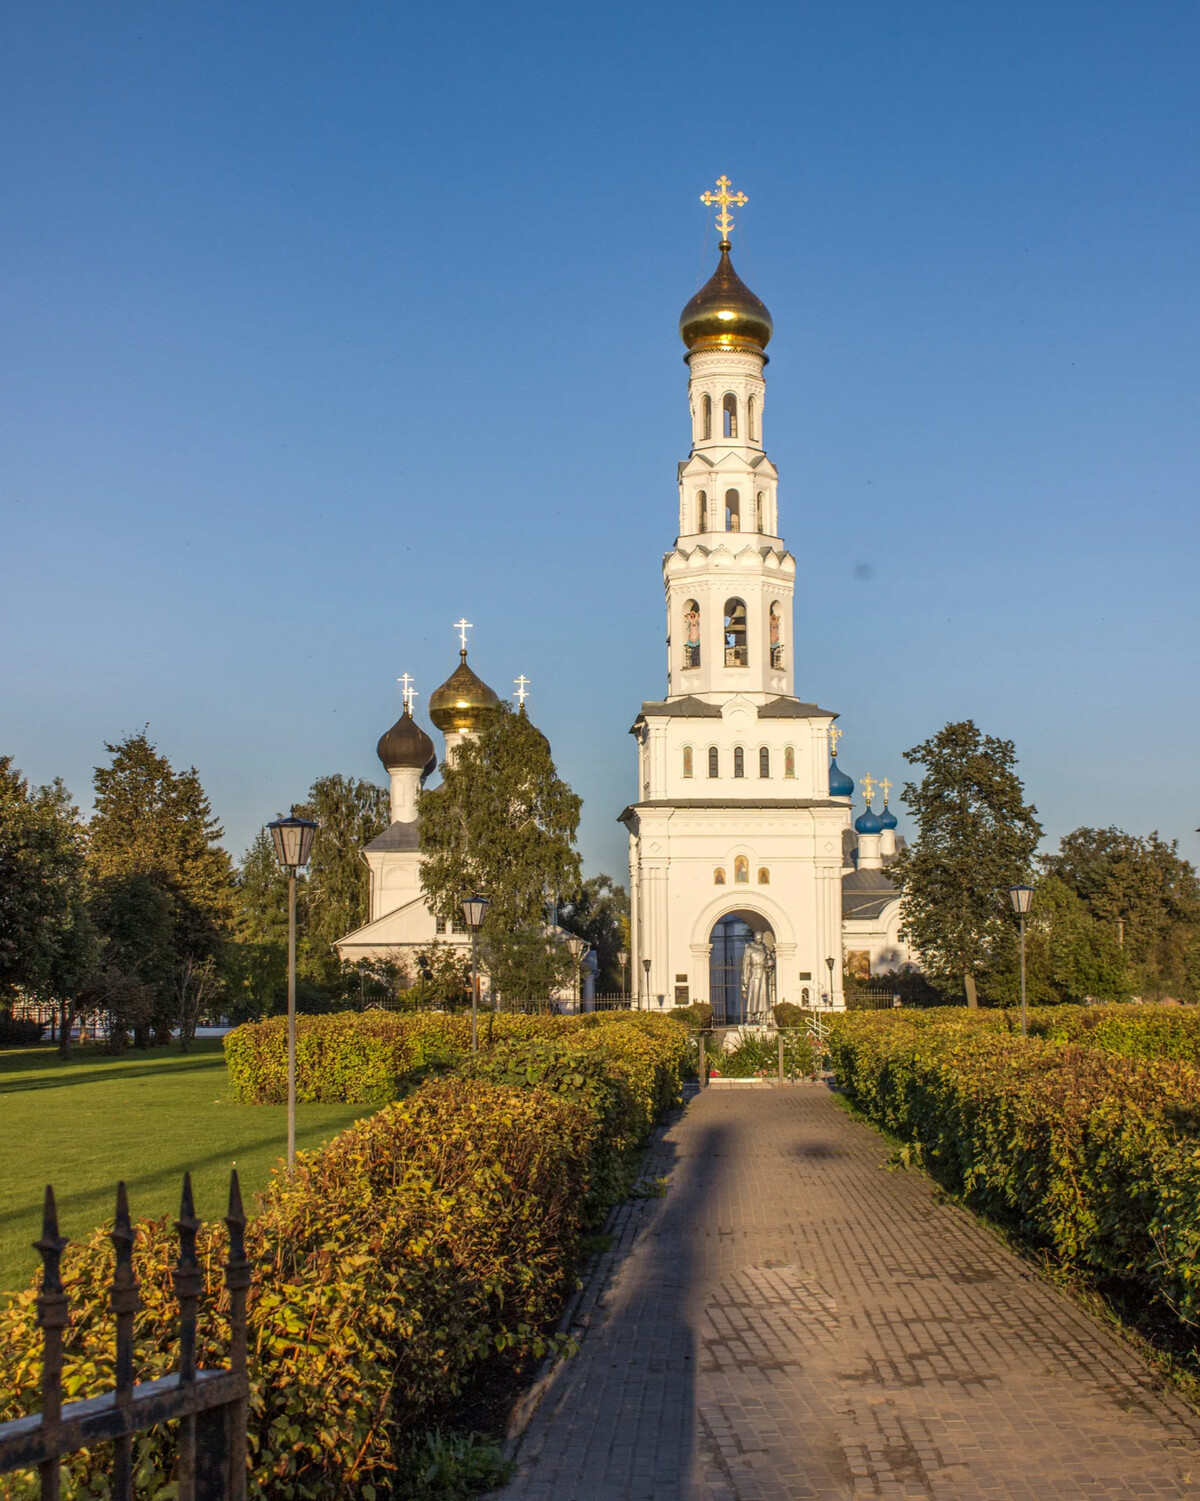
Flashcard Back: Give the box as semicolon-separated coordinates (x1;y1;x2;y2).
1027;1003;1200;1065
772;1001;809;1029
0;1014;45;1046
666;1001;713;1030
0;1079;591;1499
827;1010;1200;1324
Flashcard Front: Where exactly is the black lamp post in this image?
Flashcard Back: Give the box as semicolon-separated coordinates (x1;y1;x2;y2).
1009;885;1034;1038
267;814;318;1169
641;957;652;1011
460;894;489;1052
566;934;589;1013
825;955;835;1009
617;948;629;1004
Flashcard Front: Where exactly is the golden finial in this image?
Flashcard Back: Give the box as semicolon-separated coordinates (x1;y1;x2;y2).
861;773;877;806
700;175;748;242
881;776;892;805
829;725;843;757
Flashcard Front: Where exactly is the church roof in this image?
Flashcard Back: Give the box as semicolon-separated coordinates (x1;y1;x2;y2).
757;698;836;719
631;696;723;731
679;241;773;354
364;821;421;853
842;867;900;921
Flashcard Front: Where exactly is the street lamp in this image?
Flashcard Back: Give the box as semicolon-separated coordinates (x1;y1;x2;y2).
566;934;589;1013
641;957;652;1011
460;895;490;1053
1009;885;1034;1038
825;955;835;1009
267;814;318;1170
617;948;629;1004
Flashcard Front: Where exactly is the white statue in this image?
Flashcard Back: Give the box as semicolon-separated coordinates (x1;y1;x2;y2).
740;931;773;1022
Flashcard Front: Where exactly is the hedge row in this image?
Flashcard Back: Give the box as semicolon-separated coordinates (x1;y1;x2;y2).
1027;1002;1200;1065
827;1011;1200;1323
1;1014;689;1498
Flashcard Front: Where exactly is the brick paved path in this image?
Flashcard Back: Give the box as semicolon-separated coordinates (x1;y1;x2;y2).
498;1083;1200;1501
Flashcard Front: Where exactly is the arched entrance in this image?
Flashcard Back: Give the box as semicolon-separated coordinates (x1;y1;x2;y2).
709;911;775;1025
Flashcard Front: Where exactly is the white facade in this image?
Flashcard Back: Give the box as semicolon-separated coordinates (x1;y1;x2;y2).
623;247;908;1014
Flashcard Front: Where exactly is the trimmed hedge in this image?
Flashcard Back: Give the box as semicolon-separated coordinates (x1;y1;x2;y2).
1;1013;689;1498
827;1010;1200;1324
1027;1003;1200;1065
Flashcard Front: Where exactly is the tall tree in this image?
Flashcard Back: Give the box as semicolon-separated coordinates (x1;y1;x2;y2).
890;720;1043;1005
558;874;631;992
419;704;582;996
0;759;95;1024
226;829;290;1019
293;775;389;986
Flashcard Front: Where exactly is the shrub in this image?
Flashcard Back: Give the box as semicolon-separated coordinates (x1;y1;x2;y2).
0;1078;591;1499
0;1014;44;1046
772;1001;808;1030
1027;1003;1200;1065
827;1010;1200;1324
666;1001;713;1030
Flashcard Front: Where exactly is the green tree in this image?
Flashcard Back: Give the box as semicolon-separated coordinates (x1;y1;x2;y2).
890;720;1043;1005
558;874;631;992
226;829;290;1020
419;705;582;996
0;760;96;1039
1043;827;1200;998
293;776;390;987
88;732;235;1039
985;874;1131;1006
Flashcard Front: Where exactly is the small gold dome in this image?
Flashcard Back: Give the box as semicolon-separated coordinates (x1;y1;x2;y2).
428;650;500;734
679;241;773;354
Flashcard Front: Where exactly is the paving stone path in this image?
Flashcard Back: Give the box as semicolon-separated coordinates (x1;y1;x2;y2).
497;1082;1200;1501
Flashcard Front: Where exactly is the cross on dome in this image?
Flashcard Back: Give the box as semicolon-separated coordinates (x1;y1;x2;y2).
398;673;417;712
829;725;843;757
454;618;473;651
700;175;748;241
861;773;877;807
881;777;892;805
514;675;531;707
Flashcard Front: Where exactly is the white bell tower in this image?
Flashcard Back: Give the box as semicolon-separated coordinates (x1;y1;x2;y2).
621;180;854;1018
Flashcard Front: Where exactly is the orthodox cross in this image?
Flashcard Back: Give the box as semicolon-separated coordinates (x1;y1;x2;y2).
513;675;531;707
398;673;417;712
881;776;892;805
861;772;877;806
454;618;473;651
829;725;843;757
700;175;748;240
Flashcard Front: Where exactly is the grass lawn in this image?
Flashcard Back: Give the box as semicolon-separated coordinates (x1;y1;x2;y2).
0;1039;370;1294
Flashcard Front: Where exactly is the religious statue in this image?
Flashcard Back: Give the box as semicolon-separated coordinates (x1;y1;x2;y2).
740;931;773;1022
684;602;701;667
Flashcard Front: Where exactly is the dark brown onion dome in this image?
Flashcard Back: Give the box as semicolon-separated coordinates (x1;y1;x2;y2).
377;704;436;773
679;241;773;354
428;650;500;734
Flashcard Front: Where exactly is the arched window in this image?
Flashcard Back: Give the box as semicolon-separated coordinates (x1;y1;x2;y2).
697;491;708;532
756;491;765;532
734;856;749;884
683;599;701;669
708;746;719;778
724;598;748;667
701;394;712;440
748;394;757;441
725;489;740;531
682;746;694;778
769;601;783;669
757;867;770;884
723;393;738;439
759;746;770;778
733;746;745;778
784;745;796;779
713;866;726;885
801;986;810;1004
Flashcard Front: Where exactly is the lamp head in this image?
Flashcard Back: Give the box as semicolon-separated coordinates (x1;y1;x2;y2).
617;949;628;967
267;815;318;873
642;958;652;977
460;894;490;931
1009;884;1035;917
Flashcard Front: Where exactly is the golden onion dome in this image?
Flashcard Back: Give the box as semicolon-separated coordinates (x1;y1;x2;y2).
428;650;500;734
679;241;773;354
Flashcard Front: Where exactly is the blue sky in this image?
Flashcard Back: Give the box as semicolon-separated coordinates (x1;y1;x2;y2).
2;1;1198;880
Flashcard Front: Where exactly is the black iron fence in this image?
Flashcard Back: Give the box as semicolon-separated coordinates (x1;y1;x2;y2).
0;1172;250;1501
844;973;956;1009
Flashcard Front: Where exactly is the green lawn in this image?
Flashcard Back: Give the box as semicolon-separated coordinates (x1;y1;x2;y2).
0;1039;370;1294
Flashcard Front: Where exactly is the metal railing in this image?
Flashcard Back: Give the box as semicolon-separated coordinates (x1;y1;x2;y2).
0;1172;250;1501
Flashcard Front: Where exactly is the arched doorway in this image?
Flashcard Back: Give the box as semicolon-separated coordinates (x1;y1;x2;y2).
709;911;775;1025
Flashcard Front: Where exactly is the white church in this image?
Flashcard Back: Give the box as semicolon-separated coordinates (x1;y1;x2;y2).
338;180;912;1011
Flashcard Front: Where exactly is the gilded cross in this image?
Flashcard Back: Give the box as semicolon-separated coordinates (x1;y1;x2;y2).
861;773;877;806
454;618;473;651
881;776;892;806
829;725;842;757
398;673;417;712
514;674;531;706
700;175;748;240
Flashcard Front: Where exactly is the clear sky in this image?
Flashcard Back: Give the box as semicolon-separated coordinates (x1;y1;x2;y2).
2;1;1198;881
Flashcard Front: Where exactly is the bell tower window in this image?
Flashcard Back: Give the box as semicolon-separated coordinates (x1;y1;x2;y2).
683;599;701;669
748;394;757;441
725;489;740;531
722;393;738;439
701;394;712;440
724;598;748;667
756;492;765;532
697;491;707;532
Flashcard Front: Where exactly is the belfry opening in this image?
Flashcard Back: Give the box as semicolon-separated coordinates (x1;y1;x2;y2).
709;912;776;1026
